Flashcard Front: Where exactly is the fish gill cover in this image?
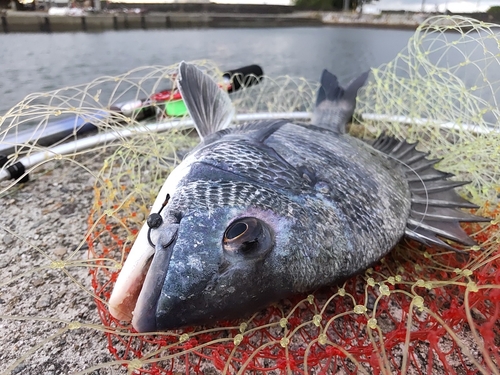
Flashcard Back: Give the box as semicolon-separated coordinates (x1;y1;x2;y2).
0;15;499;375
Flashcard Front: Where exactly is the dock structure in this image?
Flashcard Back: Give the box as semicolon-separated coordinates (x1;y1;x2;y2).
0;1;496;34
0;9;324;33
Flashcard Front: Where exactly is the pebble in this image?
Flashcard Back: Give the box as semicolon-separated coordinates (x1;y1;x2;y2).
32;278;45;287
53;247;67;257
0;257;10;268
58;203;77;216
2;235;14;246
11;364;27;375
36;294;51;309
43;364;56;375
36;217;51;226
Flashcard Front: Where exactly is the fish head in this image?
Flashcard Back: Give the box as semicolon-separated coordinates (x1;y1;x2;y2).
110;172;297;332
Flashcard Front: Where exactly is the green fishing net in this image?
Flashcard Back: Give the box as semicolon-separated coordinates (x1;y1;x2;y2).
0;15;499;375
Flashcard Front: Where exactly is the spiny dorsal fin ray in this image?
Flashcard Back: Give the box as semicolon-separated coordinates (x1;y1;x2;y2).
390;142;417;160
403;151;428;165
409;180;469;194
411;194;479;209
405;158;444;173
177;61;234;140
311;69;369;133
371;134;486;252
406;170;453;183
372;135;400;153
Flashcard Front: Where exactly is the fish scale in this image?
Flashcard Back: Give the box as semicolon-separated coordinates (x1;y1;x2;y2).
265;124;410;243
169;180;304;216
108;63;488;332
191;140;307;192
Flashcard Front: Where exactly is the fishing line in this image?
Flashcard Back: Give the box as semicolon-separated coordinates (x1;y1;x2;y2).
146;193;170;248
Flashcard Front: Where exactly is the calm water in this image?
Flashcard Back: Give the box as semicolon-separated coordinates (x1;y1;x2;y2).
0;27;415;114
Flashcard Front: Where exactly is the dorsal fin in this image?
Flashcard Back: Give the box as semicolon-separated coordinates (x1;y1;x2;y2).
311;69;369;133
177;61;234;140
372;134;489;252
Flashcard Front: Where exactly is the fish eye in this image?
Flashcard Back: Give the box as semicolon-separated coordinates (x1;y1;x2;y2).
225;222;248;240
223;217;273;257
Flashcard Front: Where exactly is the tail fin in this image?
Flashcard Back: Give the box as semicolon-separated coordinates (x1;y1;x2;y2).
311;70;369;133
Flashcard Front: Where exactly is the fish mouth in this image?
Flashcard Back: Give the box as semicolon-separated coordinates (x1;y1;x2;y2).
131;232;176;332
108;223;177;332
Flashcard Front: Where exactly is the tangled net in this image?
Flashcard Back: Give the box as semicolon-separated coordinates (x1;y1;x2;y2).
1;15;499;375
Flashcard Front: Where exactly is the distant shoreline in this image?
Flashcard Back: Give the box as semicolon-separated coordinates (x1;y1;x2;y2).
0;9;489;33
2;10;324;33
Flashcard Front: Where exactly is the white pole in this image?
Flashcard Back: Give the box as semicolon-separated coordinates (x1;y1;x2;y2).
3;111;494;182
0;112;311;182
361;113;496;135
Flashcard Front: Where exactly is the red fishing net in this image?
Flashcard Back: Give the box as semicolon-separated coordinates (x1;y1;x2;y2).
87;169;499;375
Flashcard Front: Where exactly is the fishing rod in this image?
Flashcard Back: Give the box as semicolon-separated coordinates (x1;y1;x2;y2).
0;64;264;161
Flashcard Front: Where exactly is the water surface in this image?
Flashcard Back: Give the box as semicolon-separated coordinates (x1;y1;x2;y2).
0;27;415;114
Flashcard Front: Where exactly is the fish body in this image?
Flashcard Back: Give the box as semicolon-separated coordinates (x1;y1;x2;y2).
109;63;485;332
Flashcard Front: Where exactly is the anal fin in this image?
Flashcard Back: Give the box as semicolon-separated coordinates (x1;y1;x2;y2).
405;226;468;253
407;218;477;246
411;204;490;222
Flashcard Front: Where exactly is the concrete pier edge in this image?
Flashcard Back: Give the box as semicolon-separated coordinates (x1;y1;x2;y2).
1;8;488;33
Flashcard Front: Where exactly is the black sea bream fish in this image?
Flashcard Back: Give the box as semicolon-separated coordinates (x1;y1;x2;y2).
109;62;486;332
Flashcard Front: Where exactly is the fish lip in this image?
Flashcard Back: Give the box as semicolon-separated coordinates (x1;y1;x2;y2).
131;225;178;333
108;224;156;323
109;255;153;322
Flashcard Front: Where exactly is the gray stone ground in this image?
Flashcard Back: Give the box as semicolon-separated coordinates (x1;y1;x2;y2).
0;153;127;375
